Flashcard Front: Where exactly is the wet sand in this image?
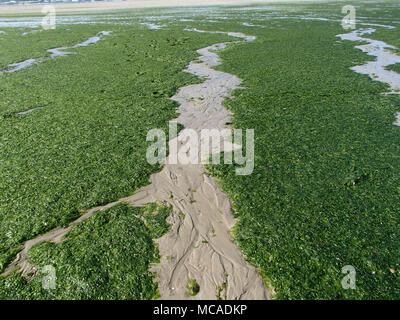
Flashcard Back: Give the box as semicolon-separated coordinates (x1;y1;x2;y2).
337;27;400;125
0;31;111;74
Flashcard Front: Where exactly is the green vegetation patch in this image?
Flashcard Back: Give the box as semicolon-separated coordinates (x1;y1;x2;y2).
0;23;230;274
207;17;400;299
386;63;400;74
0;203;171;299
186;278;200;296
1;1;400;300
142;202;171;238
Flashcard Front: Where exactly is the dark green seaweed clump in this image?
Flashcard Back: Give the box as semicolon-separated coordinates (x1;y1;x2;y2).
187;279;200;296
0;203;171;299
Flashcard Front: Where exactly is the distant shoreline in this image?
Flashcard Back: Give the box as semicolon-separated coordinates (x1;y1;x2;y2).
0;0;321;16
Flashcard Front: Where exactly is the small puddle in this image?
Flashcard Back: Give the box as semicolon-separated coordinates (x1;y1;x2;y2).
4;59;37;73
241;22;265;28
21;29;40;36
139;22;164;30
17;107;43;116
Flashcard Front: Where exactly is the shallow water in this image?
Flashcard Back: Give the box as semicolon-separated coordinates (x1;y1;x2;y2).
3;58;36;73
337;28;400;94
17;107;42;115
21;29;40;36
48;30;111;58
337;28;400;126
139;22;164;29
0;15;114;28
241;22;265;28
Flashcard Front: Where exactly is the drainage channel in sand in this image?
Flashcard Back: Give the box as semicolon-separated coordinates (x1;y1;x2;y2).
2;28;270;300
337;27;400;125
0;31;111;75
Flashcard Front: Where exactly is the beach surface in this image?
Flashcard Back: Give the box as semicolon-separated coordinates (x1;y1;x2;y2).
0;0;318;15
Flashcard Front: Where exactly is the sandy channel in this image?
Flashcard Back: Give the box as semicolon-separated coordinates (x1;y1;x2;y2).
337;27;400;125
3;28;270;300
0;31;111;74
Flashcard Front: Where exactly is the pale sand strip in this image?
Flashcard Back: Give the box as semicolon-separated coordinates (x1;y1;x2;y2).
0;0;320;15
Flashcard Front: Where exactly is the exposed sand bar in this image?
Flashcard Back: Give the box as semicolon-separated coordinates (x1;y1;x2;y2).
0;0;320;15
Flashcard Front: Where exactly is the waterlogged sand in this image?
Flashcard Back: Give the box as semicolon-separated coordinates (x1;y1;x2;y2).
3;28;269;300
139;22;164;30
47;30;111;58
139;29;268;300
0;31;111;74
337;28;400;93
337;27;400;125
